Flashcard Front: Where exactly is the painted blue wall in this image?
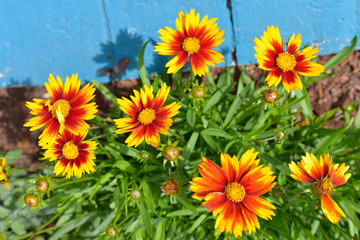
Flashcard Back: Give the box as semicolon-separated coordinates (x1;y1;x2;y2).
0;0;358;87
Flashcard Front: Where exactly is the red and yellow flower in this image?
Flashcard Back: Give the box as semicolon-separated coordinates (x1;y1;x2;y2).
43;130;97;179
254;25;324;92
0;158;10;190
24;74;98;146
190;149;276;237
155;9;225;76
289;153;351;224
114;83;181;148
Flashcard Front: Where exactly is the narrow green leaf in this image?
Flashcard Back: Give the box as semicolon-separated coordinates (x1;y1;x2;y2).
114;160;136;174
354;104;360;128
92;80;117;103
186;108;196;127
137;197;152;236
201;133;221;153
324;36;357;72
140;180;156;213
223;84;249;127
260;153;291;175
306;72;337;85
203;83;236;112
4;149;22;165
205;71;215;90
49;215;93;240
183;131;199;160
216;69;231;88
166;209;194;217
138;41;151;87
90;170;116;198
187;214;208;234
295;88;313;121
176;195;197;214
201;128;234;139
154;220;165;240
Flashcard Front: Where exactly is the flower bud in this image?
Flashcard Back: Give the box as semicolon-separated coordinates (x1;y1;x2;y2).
25;194;39;207
161;178;180;196
105;226;117;238
275;129;286;140
263;90;278;103
192;86;205;99
138;151;149;162
344;103;355;113
163;146;180;161
36;179;49;193
129;189;141;200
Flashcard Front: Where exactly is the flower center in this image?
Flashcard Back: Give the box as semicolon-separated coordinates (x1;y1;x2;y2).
62;141;79;160
182;37;201;55
161;178;180;195
314;178;333;195
51;99;71;123
276;51;297;72
138;108;156;125
224;182;246;202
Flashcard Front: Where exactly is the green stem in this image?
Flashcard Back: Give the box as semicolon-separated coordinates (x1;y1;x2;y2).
2;177;37;184
279;91;289;114
87;132;115;141
167;129;182;139
53;176;95;189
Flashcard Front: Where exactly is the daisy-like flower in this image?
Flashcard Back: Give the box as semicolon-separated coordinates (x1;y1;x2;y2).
155;9;225;76
254;25;324;92
24;74;98;146
0;158;10;190
289;153;351;224
190;149;276;237
43;129;97;179
114;83;181;148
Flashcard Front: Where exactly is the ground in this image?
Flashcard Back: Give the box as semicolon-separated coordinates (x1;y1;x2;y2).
1;51;359;167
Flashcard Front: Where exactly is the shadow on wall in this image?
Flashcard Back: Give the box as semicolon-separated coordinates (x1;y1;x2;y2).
93;28;169;81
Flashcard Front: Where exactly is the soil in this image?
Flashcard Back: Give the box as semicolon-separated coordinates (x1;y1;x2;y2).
1;51;359;167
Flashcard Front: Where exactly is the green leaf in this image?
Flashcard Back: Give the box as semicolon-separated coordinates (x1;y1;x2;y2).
187;214;208;234
114;160;136;174
183;131;199;160
354;104;360;128
154;220;166;240
295;87;313;121
306;72;337;85
324;36;357;72
11;220;26;236
201;133;221;153
49;215;93;240
260;153;291;175
203;82;236;112
223;84;251;127
176;195;197;214
91;80;117;103
138;41;151;87
186;108;196;127
216;69;231;88
137;197;152;236
167;209;194;217
201;128;234;139
140;180;156;213
4;149;23;165
90;170;116;198
205;71;215;90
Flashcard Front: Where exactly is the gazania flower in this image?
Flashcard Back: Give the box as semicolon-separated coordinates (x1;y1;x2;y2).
155;9;225;76
24;74;98;146
190;149;276;237
254;25;324;92
0;158;10;190
289;153;351;224
114;83;181;148
43;129;97;179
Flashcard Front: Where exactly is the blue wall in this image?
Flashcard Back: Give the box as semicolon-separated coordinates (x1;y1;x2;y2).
0;0;358;87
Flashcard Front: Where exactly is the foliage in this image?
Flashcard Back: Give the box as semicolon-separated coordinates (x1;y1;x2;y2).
1;35;359;240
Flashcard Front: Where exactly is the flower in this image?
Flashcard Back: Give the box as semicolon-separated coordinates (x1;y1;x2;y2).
161;178;180;196
254;26;324;92
155;9;225;76
114;83;181;148
43;129;97;179
0;158;10;190
24;74;98;146
190;149;276;237
289;153;351;224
